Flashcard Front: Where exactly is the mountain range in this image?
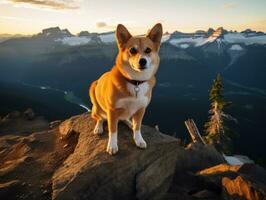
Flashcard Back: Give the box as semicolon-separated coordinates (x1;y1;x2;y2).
0;26;266;166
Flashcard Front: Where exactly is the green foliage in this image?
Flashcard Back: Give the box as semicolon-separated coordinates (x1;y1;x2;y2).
209;74;231;109
204;74;236;154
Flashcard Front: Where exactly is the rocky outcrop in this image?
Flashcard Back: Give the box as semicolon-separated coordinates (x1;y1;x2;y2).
1;110;266;200
53;113;180;200
0;110;78;200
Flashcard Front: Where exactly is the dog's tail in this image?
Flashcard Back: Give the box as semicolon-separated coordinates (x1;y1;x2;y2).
89;80;98;107
89;81;102;120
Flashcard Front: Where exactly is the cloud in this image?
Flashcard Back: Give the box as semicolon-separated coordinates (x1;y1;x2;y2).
96;21;117;30
96;21;108;28
7;0;80;10
223;2;238;9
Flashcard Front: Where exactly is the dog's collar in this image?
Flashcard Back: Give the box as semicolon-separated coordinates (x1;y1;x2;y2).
123;77;147;86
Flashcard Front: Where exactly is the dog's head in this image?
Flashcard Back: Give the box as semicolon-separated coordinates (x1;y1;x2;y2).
115;23;163;81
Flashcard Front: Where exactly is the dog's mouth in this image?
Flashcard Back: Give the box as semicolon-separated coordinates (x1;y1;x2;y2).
130;64;147;72
129;57;150;72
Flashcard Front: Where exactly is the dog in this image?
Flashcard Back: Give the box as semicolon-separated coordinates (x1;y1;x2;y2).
89;23;163;155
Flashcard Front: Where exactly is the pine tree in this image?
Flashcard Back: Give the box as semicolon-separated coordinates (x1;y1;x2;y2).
204;74;237;154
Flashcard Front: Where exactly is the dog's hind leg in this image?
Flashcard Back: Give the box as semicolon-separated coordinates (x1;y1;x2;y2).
89;81;105;135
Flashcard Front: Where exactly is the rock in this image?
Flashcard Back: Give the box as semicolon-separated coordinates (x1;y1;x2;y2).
58;117;77;137
52;113;180;200
192;189;220;199
198;164;241;175
2;110;266;200
0;113;78;200
50;120;61;129
175;142;226;172
164;171;221;200
23;108;35;120
237;164;266;184
197;164;266;200
0;112;49;136
222;176;266;200
0;180;21;198
1;111;21;122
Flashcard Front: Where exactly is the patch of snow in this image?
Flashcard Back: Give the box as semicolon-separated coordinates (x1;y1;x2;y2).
56;36;91;46
180;44;190;49
40;86;47;90
216;38;222;49
234;155;254;164
224;155;243;165
223;154;254;165
230;44;243;51
99;33;115;43
161;34;171;43
224;33;266;45
169;37;206;47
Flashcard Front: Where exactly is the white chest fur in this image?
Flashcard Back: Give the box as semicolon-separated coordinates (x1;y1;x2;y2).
116;82;149;119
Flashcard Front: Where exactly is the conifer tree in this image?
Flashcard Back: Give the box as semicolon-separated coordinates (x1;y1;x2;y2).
204;74;237;154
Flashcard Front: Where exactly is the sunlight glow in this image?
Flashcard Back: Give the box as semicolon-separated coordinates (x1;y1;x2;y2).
0;0;266;35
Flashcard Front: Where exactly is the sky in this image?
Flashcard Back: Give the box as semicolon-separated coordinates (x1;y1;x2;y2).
0;0;266;35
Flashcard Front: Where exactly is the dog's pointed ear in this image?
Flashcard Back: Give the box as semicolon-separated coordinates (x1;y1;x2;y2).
146;23;163;50
116;24;132;50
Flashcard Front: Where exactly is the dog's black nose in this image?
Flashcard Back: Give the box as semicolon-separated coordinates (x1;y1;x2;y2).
139;58;147;68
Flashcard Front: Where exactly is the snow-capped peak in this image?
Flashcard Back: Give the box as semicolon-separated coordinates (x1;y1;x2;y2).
167;27;266;48
205;27;226;43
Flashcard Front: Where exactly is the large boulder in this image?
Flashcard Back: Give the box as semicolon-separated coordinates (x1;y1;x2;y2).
175;142;226;172
52;113;180;200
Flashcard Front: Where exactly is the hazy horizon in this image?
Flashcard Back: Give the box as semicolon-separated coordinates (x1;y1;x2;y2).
1;25;266;36
1;0;266;35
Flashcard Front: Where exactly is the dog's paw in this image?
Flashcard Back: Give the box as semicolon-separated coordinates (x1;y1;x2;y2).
106;143;118;155
93;125;103;135
134;131;147;149
106;134;118;155
93;121;103;135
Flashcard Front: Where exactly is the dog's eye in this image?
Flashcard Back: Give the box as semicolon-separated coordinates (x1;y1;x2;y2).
145;47;152;54
129;47;137;55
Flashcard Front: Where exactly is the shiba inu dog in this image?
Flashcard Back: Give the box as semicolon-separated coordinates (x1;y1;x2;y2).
89;23;163;155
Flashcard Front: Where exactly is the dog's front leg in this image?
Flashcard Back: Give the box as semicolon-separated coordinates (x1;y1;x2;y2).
106;110;120;155
132;108;147;149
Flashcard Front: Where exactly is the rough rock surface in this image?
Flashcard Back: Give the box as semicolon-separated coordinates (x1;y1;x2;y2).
53;113;180;200
198;163;266;200
1;110;266;200
0;110;78;200
175;142;226;172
